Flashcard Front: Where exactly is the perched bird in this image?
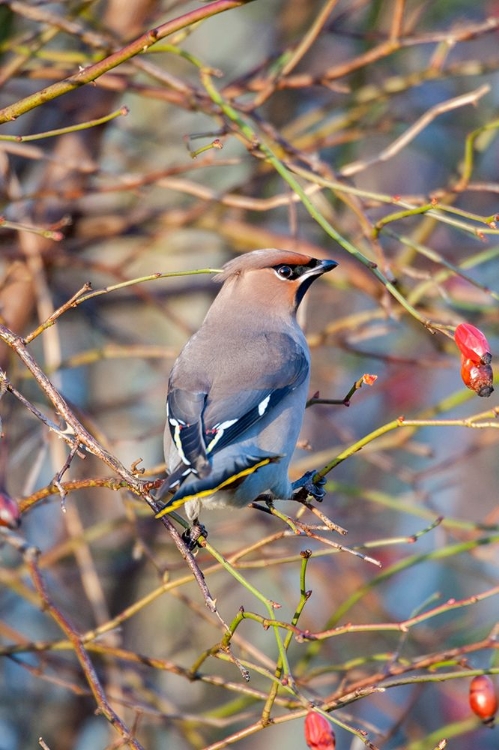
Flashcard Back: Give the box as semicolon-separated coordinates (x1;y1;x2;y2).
156;248;337;528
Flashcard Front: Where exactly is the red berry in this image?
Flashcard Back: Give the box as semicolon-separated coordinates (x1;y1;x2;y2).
454;323;492;365
304;711;336;749
0;490;21;529
460;357;494;398
469;675;498;726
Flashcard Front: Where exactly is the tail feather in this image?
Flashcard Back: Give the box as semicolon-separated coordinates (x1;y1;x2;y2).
155;453;281;518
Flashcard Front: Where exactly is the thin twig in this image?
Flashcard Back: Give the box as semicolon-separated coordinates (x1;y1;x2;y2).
340;84;491;177
24;283;92;343
0;1;255;124
0;324;219;614
26;551;145;750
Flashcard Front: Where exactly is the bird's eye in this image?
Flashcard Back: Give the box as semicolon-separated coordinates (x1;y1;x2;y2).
276;265;293;279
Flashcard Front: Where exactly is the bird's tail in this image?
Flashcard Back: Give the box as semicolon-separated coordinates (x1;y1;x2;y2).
155;452;281;518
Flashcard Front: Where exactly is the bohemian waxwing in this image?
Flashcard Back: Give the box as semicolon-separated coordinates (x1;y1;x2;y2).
156;248;337;526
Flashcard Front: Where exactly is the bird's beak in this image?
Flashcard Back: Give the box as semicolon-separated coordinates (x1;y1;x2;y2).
315;258;338;276
301;258;338;281
294;258;337;308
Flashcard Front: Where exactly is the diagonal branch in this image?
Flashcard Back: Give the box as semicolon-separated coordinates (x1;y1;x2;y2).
26;550;145;750
0;0;255;124
0;323;218;613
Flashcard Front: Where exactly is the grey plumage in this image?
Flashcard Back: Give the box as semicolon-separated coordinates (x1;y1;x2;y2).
156;248;337;522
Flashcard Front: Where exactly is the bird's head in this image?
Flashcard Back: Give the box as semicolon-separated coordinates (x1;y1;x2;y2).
214;248;337;315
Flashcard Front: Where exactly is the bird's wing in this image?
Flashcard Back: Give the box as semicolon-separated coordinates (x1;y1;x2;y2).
166;332;309;472
166;388;210;475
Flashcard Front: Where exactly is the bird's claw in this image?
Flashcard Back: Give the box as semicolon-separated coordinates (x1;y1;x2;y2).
291;471;326;503
182;522;208;552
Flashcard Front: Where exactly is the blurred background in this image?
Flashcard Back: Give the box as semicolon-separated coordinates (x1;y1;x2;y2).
0;1;498;748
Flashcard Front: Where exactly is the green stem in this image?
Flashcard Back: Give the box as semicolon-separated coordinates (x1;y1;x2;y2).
204;539;295;689
315;405;499;480
0;106;128;141
0;1;255;124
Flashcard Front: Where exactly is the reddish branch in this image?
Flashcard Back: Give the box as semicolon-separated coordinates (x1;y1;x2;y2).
0;323;217;612
26;550;145;749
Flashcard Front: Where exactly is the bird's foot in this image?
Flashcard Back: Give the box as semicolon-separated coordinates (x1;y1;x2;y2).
182;522;208;552
257;492;274;509
291;471;326;503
